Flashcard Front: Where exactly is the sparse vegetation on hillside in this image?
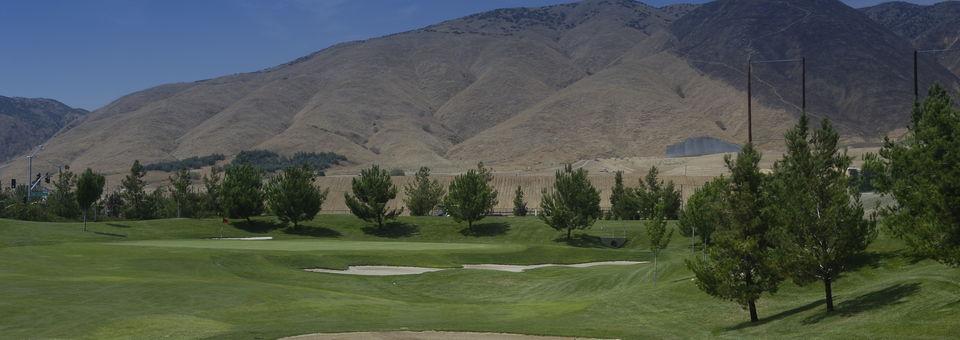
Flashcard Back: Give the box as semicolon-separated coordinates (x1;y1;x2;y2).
232;150;345;173
143;154;225;172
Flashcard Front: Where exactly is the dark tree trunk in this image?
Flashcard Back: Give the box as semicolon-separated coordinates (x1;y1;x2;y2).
83;209;88;232
748;299;759;322
567;228;572;240
824;278;835;312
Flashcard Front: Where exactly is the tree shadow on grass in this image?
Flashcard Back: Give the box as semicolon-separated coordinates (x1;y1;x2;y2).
802;282;921;324
362;222;419;238
105;223;132;228
459;222;510;237
92;231;127;238
232;220;284;234
726;299;826;331
283;225;342;238
846;251;898;271
555;234;608;248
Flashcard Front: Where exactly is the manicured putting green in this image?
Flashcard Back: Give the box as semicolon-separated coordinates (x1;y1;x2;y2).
111;239;518;252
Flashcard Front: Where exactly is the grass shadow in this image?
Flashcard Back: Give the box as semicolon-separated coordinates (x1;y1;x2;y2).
846;251;898;271
726;299;826;331
555;234;608;248
232;220;284;234
105;223;133;228
283;225;342;238
92;231;127;238
362;222;419;238
459;222;510;237
802;282;921;324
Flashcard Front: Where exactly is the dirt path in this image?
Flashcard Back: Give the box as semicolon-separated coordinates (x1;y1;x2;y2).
283;331;604;339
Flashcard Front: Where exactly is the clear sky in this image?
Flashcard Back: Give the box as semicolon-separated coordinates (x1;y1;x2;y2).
0;0;946;110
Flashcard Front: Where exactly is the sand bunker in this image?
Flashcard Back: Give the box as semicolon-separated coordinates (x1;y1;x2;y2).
461;261;646;273
305;261;645;276
305;266;445;276
283;331;601;339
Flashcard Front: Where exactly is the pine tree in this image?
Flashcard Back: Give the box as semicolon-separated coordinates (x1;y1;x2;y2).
49;168;80;219
121;160;149;219
169;169;192;218
76;168;105;231
403;167;445;216
266;164;328;227
769;115;876;312
540;164;601;240
865;85;960;267
201;168;223;217
641;167;662;217
345;165;402;228
686;144;782;322
444;164;498;231
221;164;265;222
610;171;640;220
680;176;727;256
647;202;673;285
512;186;528;217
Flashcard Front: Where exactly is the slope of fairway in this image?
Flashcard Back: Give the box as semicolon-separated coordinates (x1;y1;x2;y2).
1;216;958;339
113;239;515;252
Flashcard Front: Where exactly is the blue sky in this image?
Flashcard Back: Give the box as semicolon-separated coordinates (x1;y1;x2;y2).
0;0;945;110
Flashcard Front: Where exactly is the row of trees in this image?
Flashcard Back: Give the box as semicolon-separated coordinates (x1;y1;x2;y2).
609;167;682;220
682;86;960;323
0;167;105;230
344;164;500;232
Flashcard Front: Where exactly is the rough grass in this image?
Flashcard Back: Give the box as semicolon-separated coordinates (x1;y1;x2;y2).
0;216;957;339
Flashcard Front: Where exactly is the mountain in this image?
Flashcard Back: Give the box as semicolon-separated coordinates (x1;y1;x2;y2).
5;0;958;180
672;0;958;138
862;1;960;76
0;96;87;163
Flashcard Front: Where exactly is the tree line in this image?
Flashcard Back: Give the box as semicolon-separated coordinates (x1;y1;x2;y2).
680;85;960;322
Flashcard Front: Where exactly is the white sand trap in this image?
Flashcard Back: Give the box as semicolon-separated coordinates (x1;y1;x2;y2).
209;237;273;240
305;266;445;276
462;261;646;273
305;261;646;276
283;331;603;339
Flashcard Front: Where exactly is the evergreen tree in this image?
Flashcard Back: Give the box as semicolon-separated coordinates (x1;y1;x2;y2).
641;167;662;217
75;168;105;231
266;164;328;227
403;167;445;216
540;164;601;240
221;164;265;222
660;181;682;219
647;202;673;285
512;186;528;217
49;168;80;219
610;171;640;220
345;165;402;228
121;160;149;219
444;164;498;231
201;168;223;217
169;169;192;218
769;115;876;312
105;190;123;218
865;85;960;267
680;177;727;256
686;144;782;322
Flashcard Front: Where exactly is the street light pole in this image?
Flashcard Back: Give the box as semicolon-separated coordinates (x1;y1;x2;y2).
747;57;753;144
24;144;43;202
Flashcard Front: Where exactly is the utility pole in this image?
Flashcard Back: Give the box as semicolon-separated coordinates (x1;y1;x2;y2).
746;57;806;144
24;144;44;202
915;47;960;102
747;57;753;144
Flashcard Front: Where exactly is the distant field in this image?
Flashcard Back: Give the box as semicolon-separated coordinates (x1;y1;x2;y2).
1;215;957;339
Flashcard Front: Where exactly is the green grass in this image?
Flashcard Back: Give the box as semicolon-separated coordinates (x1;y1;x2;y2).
0;215;957;339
